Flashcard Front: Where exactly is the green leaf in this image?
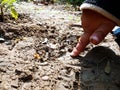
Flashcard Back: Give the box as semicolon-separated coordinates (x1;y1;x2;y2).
10;7;18;20
2;0;16;5
5;4;13;11
2;0;8;4
8;0;16;5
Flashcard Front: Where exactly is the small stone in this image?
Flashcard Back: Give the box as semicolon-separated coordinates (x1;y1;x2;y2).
39;62;48;66
5;40;12;45
0;37;5;43
55;82;68;90
11;80;18;89
42;38;48;44
42;76;49;81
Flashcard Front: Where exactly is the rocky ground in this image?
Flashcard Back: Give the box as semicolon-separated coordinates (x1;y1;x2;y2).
0;2;120;90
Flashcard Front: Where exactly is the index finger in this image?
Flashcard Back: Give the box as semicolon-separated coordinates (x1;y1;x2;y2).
70;33;90;57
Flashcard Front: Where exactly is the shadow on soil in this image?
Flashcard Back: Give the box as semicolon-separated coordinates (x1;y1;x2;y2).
74;46;120;90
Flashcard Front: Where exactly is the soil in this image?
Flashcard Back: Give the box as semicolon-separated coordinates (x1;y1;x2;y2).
0;2;120;90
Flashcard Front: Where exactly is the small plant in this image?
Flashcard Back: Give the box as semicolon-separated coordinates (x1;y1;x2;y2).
0;0;18;22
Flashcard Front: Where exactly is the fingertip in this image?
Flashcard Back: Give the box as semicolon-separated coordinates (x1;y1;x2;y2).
70;47;80;57
70;33;90;57
90;28;106;45
90;23;115;45
90;35;100;45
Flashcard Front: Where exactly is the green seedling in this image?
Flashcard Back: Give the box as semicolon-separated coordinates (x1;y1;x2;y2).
0;0;18;21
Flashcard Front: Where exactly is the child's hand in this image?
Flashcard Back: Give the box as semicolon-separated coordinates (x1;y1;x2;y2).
70;10;116;57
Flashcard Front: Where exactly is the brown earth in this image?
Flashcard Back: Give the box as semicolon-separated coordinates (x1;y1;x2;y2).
0;2;120;90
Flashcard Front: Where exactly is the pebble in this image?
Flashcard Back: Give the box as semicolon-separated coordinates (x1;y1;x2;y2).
0;37;5;43
39;62;48;66
42;38;48;44
42;76;49;81
4;40;12;45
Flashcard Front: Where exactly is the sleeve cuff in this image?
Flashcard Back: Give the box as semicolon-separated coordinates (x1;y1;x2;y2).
80;3;120;26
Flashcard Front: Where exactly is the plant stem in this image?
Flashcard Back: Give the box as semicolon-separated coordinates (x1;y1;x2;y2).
0;6;4;22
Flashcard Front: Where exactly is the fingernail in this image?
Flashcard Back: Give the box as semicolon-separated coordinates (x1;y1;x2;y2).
90;36;99;45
